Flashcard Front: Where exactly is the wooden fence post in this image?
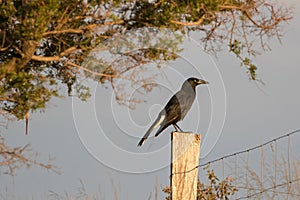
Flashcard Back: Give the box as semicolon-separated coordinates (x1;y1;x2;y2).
171;132;201;200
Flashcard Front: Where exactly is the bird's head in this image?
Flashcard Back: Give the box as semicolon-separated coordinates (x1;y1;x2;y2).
187;77;209;87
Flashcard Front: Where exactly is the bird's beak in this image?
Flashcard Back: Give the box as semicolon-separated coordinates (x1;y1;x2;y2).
199;80;209;84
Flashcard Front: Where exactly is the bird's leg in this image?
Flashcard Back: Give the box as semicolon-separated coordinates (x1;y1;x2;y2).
173;123;183;132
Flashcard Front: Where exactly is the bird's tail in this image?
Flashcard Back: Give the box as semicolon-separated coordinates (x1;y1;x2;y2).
154;125;168;137
137;114;165;146
137;126;155;147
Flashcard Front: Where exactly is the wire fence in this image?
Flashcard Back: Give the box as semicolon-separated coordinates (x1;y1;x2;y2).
199;129;300;168
175;129;300;199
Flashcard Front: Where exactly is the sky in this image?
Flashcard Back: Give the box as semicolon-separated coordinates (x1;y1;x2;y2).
1;1;300;199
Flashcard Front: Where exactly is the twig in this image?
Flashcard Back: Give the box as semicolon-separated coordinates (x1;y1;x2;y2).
171;15;205;26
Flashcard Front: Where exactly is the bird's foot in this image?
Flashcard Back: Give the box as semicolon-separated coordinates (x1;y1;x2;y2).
173;124;184;132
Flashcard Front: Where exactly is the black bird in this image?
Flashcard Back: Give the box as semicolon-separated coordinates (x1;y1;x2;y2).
137;77;208;146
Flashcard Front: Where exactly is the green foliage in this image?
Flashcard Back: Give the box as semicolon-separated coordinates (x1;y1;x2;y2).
230;40;258;80
197;166;237;200
0;0;93;120
0;67;58;119
0;0;290;121
74;83;91;101
163;166;237;200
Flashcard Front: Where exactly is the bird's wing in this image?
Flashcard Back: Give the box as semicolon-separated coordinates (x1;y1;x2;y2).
155;89;195;137
137;112;166;146
154;94;181;137
164;92;182;123
154;103;181;137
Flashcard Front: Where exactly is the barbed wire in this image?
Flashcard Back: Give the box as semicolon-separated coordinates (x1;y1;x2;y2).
199;129;300;168
236;177;300;199
170;129;300;199
171;129;300;176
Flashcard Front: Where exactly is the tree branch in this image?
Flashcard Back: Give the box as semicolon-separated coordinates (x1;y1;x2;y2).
42;29;84;37
31;55;61;62
171;15;205;26
42;20;124;37
0;137;60;175
0;97;18;103
66;61;126;79
31;47;78;62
